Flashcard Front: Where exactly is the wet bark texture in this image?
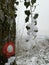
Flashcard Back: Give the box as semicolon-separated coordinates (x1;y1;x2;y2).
0;0;16;65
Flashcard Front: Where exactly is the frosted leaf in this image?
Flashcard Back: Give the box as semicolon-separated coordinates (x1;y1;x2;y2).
33;26;38;32
27;29;31;35
32;18;36;22
26;24;38;32
26;22;38;39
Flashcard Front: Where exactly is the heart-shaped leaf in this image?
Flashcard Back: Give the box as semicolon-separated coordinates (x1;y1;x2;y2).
24;2;30;8
26;26;30;30
33;13;38;19
31;0;36;5
15;1;19;5
25;16;29;22
34;21;37;25
25;10;30;16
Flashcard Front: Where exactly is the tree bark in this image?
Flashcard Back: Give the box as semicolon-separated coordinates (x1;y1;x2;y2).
0;0;16;65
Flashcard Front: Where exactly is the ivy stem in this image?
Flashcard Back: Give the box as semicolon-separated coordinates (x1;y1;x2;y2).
30;0;36;39
30;0;33;23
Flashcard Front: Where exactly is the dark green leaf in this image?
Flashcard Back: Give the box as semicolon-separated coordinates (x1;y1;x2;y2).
14;7;17;11
25;16;29;22
31;0;36;5
34;29;38;32
15;2;19;5
34;13;38;19
25;10;30;16
26;26;30;30
24;2;30;8
14;14;17;17
34;21;37;25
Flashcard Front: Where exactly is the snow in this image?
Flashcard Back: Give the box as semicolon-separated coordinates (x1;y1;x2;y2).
16;35;49;65
5;57;16;65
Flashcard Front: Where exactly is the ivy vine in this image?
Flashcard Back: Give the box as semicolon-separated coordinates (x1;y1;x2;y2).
31;0;36;5
24;0;39;24
24;1;30;8
24;0;30;23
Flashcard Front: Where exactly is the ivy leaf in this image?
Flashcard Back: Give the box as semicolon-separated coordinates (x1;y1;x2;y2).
26;26;30;30
34;29;38;32
14;7;17;11
25;16;29;22
31;0;36;5
14;14;17;18
26;39;29;42
15;1;19;5
33;13;38;19
24;2;30;8
16;8;17;11
34;21;37;25
25;10;30;16
34;27;38;32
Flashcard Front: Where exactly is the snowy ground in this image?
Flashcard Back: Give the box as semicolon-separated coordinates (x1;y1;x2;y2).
16;35;49;65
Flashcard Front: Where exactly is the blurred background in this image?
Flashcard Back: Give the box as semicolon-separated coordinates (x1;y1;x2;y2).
36;0;49;36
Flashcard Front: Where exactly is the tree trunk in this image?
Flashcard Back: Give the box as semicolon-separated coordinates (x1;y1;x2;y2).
0;0;16;65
